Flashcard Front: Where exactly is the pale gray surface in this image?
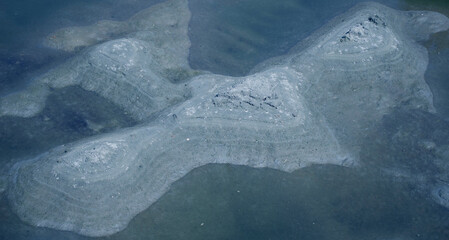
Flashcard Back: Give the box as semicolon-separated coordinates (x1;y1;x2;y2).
8;66;349;237
253;3;447;156
0;0;193;120
0;0;193;201
5;1;449;237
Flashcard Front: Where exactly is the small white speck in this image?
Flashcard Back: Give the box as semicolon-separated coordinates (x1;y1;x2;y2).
186;138;190;141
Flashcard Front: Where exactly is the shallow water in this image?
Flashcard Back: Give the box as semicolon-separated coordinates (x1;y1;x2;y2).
2;164;449;239
1;0;449;239
188;0;399;76
0;0;164;96
104;164;449;240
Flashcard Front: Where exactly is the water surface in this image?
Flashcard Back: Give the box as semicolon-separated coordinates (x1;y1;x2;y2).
1;0;449;239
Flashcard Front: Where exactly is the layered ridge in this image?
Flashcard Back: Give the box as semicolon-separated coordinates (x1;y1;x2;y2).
5;2;449;237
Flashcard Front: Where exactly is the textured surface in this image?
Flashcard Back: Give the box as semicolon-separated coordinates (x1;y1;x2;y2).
5;1;449;237
0;0;193;200
0;0;193;120
8;67;349;236
187;0;397;76
253;3;446;155
361;109;449;210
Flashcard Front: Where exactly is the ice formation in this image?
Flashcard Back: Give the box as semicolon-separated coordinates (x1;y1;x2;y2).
3;0;449;237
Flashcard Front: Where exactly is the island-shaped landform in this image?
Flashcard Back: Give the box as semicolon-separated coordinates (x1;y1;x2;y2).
2;0;449;237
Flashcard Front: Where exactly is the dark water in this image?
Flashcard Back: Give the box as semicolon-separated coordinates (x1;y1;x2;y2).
105;164;449;240
188;0;398;76
423;34;449;120
2;164;449;240
0;0;164;96
0;86;136;164
400;0;449;120
1;0;449;239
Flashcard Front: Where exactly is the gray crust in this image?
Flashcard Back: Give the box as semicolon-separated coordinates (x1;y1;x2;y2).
4;1;449;237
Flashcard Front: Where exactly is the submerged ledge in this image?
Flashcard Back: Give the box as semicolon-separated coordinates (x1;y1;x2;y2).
2;0;449;237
